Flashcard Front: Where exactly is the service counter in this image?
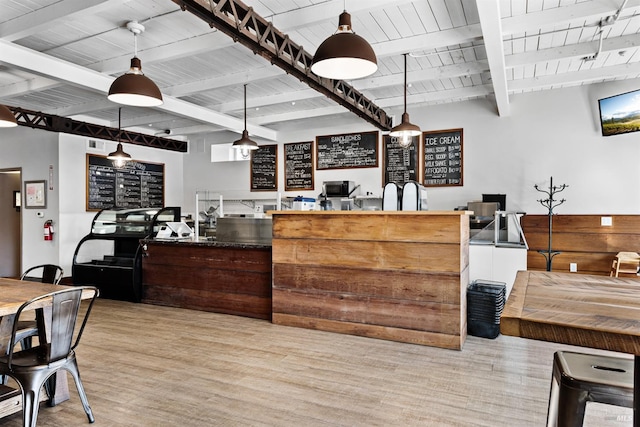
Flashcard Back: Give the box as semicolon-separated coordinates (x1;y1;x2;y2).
141;239;272;320
141;210;471;350
270;210;472;350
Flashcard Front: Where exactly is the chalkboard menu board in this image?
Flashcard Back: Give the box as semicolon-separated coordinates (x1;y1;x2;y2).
250;144;278;191
284;141;314;191
423;128;463;187
383;135;418;185
86;154;165;211
316;131;378;170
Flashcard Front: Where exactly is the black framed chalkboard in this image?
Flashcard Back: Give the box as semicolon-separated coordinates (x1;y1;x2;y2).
382;135;418;186
250;144;278;191
284;141;314;191
423;128;463;187
86;154;165;211
316;131;378;170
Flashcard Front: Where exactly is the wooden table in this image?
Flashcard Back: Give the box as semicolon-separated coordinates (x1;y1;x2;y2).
0;278;91;418
501;270;640;427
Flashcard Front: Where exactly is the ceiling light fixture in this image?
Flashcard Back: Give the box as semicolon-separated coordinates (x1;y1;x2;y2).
0;104;17;127
107;108;132;168
108;21;163;107
389;53;421;148
232;84;259;155
311;4;377;80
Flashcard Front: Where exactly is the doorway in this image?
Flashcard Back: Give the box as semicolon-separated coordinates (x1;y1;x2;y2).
0;168;21;277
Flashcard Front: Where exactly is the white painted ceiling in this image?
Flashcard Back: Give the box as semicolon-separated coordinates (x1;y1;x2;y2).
0;0;639;145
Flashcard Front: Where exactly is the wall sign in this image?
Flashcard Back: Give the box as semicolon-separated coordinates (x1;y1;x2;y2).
86;154;165;211
250;144;278;191
423;128;463;187
284;141;314;191
24;180;47;208
383;135;418;185
316;131;378;170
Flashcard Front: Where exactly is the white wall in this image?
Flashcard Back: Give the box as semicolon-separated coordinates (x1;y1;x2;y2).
4;78;640;277
183;80;640;216
58;134;184;274
0;127;59;272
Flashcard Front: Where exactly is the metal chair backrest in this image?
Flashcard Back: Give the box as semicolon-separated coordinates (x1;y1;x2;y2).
6;287;98;368
20;264;64;285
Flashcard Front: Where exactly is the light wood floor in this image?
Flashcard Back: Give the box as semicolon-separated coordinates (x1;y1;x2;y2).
0;299;633;426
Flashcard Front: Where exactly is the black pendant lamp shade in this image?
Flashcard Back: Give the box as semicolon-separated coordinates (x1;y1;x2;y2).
311;10;378;80
389;53;421;148
107;108;132;168
0;104;17;127
108;21;163;107
232;84;259;152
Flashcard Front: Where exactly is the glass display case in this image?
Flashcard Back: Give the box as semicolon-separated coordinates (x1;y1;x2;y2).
72;207;180;302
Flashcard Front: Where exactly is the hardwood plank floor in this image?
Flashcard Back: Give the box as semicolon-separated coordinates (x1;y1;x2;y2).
0;299;632;426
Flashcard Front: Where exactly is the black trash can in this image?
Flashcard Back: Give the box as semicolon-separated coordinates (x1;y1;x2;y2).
467;280;506;339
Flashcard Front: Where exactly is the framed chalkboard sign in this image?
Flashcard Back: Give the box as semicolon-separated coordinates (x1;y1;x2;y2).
250;144;278;191
284;141;314;191
86;154;165;211
423;128;463;187
316;131;378;170
383;135;418;186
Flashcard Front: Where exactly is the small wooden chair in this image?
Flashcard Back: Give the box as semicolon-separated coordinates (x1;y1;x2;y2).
610;252;640;277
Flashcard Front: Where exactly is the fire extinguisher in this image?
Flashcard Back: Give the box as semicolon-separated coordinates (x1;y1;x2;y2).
44;220;54;241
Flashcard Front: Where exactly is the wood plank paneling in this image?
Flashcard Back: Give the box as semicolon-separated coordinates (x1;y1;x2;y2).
272;239;465;272
522;215;640;276
272;213;469;243
271;211;471;349
142;241;272;319
272;289;463;334
273;264;462;304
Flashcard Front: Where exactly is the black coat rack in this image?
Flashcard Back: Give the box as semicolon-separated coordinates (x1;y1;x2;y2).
534;176;568;271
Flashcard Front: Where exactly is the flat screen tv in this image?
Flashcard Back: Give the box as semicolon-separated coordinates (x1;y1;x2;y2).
598;89;640;136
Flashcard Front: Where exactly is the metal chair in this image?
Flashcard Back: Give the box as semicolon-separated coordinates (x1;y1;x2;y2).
0;286;99;427
546;350;634;427
20;264;64;285
16;264;64;350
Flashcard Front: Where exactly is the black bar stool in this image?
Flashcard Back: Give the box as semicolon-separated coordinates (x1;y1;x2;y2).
547;351;634;427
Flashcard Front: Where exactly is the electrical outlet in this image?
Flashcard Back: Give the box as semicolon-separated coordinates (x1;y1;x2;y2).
601;216;612;226
570;263;577;272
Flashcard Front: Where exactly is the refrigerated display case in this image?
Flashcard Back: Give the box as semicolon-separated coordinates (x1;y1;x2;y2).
72;207;180;302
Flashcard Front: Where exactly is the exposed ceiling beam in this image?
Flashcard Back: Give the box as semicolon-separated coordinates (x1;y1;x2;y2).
476;0;510;117
0;39;277;141
172;0;393;131
7;106;187;152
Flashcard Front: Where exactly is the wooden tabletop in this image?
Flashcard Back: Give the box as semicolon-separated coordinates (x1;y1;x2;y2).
0;277;87;317
501;270;640;355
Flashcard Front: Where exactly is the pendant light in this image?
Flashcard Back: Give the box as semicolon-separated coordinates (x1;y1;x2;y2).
107;108;132;168
0;104;17;127
311;3;377;80
389;53;421;148
232;84;259;154
108;21;163;107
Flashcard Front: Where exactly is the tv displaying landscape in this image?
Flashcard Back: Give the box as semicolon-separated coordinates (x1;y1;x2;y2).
598;89;640;136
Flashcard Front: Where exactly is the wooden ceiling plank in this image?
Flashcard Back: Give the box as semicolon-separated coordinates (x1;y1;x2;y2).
0;38;278;140
0;0;123;41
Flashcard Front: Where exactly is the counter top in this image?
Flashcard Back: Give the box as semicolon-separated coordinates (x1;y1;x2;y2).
142;238;271;249
269;210;473;216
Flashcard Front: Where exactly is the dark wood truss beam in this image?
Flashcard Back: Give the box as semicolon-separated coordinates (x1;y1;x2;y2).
173;0;393;131
9;106;187;152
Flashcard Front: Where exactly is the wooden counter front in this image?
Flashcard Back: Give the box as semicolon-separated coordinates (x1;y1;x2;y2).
271;211;471;349
141;240;272;320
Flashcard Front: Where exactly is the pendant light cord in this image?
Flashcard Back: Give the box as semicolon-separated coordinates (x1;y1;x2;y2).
118;107;122;141
243;84;247;131
403;53;408;115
